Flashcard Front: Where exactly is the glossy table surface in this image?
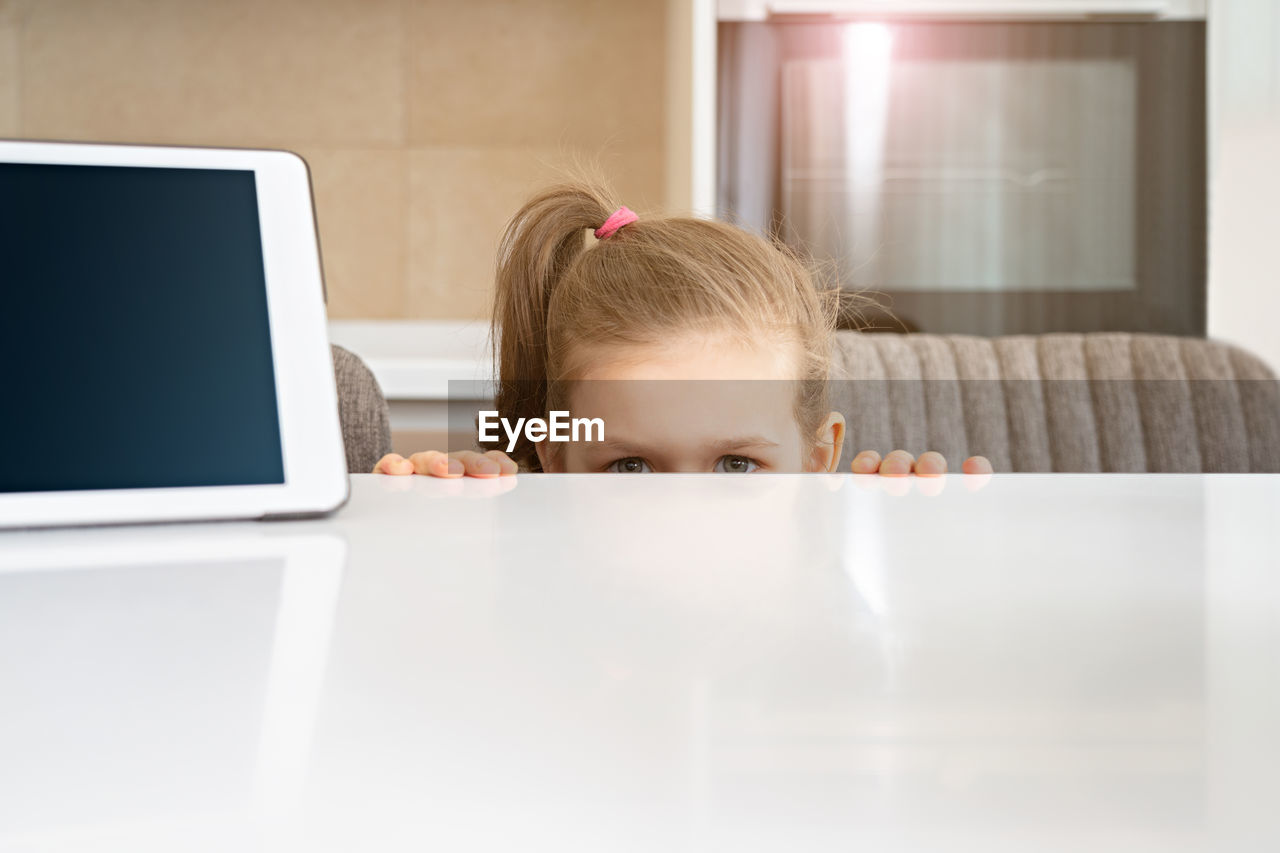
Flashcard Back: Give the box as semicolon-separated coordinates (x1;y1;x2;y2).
2;473;1278;852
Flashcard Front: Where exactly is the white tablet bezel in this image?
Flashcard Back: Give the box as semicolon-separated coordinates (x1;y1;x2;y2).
0;140;349;528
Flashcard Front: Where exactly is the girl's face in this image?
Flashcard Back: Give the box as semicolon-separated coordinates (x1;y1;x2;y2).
535;334;845;474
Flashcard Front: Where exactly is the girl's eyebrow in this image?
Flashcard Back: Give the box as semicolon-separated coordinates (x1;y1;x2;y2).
705;436;780;453
595;437;659;457
594;436;780;456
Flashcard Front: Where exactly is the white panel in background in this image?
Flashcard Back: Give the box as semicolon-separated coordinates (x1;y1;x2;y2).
720;0;1206;19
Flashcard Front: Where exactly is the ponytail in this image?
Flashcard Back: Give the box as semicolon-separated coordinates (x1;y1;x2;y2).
489;184;613;469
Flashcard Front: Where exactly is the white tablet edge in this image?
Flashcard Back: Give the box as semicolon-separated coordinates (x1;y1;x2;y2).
0;141;349;529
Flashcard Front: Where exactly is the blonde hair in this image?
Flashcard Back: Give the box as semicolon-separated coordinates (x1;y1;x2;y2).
490;183;838;470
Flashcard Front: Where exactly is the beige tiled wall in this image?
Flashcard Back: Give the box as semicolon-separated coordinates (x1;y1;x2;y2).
0;0;668;319
0;2;21;137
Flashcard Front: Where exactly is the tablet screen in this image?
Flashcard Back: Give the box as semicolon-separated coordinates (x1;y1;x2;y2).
0;163;285;492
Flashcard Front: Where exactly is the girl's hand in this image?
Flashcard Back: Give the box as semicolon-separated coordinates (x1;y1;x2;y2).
372;450;519;478
850;450;993;477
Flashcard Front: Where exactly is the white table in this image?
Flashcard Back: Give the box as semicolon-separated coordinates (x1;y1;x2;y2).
2;474;1278;852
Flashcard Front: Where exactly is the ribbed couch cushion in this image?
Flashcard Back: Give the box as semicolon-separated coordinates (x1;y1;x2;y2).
332;344;392;473
830;333;1280;472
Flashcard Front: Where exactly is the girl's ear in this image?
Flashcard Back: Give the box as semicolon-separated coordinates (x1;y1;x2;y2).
534;439;561;473
807;412;846;473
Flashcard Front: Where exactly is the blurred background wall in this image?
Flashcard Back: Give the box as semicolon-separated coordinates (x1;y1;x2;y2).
0;0;669;321
1208;0;1280;376
2;0;1278;374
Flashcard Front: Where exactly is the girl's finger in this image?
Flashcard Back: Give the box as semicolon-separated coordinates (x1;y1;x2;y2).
483;449;519;476
451;450;501;478
915;451;948;477
411;450;464;478
962;455;993;475
373;453;414;475
850;450;882;474
879;449;915;477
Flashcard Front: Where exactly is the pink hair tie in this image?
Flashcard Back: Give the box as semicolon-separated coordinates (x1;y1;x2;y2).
594;206;638;240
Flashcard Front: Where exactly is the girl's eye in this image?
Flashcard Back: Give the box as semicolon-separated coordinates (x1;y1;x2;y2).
714;455;759;474
606;457;652;474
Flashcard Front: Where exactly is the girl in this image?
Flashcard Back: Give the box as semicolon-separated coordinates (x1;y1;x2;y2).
374;183;991;479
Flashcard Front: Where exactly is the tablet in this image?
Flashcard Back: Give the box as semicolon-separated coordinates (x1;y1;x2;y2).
0;140;349;528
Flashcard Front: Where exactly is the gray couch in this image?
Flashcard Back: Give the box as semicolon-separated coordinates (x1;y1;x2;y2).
832;332;1280;472
331;334;1280;474
332;344;392;474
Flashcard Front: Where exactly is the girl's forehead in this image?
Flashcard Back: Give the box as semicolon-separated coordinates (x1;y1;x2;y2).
566;376;805;458
569;333;802;382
